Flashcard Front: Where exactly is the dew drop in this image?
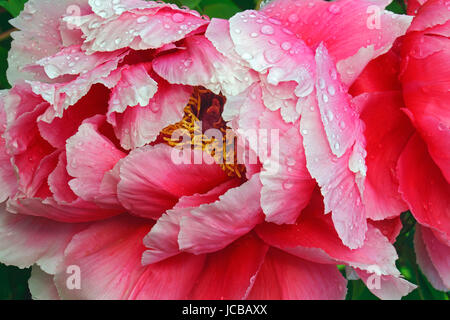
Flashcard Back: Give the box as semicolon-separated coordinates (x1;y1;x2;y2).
281;41;292;51
283;182;294;190
328;4;341;14
137;16;149;23
261;25;275;35
330;69;337;80
172;13;185;23
327;85;336;96
327;110;334;121
268;18;282;25
286;158;296;166
318;78;325;89
242;53;253;60
288;13;299;23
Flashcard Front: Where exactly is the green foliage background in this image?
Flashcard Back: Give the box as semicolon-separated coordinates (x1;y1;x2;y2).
0;0;447;300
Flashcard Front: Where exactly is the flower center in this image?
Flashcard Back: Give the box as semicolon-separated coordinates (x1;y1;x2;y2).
160;87;246;178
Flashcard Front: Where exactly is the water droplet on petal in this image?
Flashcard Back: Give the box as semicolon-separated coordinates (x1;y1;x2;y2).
137;16;149;23
242;52;253;60
327;110;334;121
319;78;325;89
328;4;341;14
268;17;282;25
281;42;292;51
327;85;336;96
261;25;275;35
286;158;296;166
283;181;294;190
264;49;282;63
172;13;185;23
288;13;299;23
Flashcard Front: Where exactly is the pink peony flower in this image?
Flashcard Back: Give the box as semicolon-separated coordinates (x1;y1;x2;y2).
399;0;450;291
0;0;427;300
349;0;450;291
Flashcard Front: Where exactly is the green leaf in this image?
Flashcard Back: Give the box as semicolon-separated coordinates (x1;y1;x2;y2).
386;0;406;14
0;0;27;17
202;0;241;19
232;0;257;10
0;263;31;300
179;0;201;8
0;45;10;89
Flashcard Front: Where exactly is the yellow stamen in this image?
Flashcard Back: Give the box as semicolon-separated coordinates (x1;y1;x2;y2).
160;87;246;178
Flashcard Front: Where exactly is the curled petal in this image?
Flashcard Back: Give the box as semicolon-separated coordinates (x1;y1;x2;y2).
178;174;263;254
153;35;256;96
117;144;229;219
260;0;412;62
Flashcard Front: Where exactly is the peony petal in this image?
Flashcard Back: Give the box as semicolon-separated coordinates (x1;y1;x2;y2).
349;41;402;96
32;45;126;80
117;144;229;219
356;92;414;220
247;248;347;300
72;5;207;54
0;207;86;274
400;23;450;182
37;84;110;149
7;0;92;84
54;215;205;299
260;0;412;62
28;266;60;300
415;225;450;291
2;86;57;198
397;134;450;241
30;51;128;123
356;269;417;300
370;217;403;244
178;174;263;254
107;64;158;119
142;179;240;265
111;77;191;150
0;92;17;202
228;10;315;87
408;0;450;32
48;153;77;204
314;43;366;160
300;92;367;249
336;45;376;87
260;77;300;123
205;18;247;65
153;35;256;96
406;0;428;15
256;190;400;276
66;116;126;204
189;233;269;300
7;196;121;223
259;109;315;224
